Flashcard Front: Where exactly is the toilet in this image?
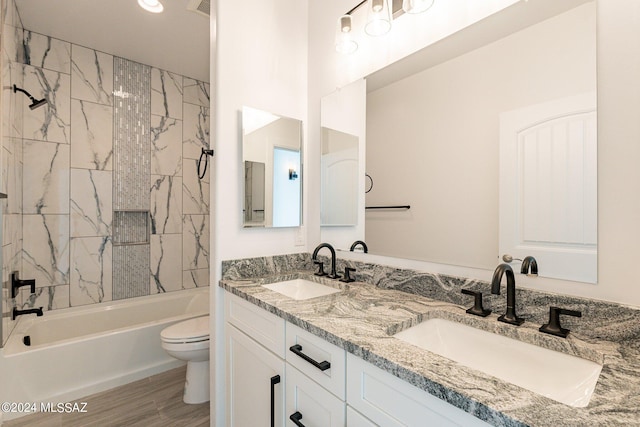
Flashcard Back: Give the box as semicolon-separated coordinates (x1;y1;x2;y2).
161;315;210;404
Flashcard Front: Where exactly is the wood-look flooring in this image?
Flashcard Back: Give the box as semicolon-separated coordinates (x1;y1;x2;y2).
3;366;210;427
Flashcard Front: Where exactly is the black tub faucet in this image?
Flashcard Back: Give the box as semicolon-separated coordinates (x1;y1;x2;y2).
491;263;524;326
350;240;368;253
12;307;43;320
521;256;538;276
312;243;340;279
11;271;36;298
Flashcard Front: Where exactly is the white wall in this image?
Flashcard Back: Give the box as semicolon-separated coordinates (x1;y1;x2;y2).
212;0;308;424
365;4;595;270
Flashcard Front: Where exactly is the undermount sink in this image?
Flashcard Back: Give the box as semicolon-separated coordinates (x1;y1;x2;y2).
262;279;341;301
394;318;602;407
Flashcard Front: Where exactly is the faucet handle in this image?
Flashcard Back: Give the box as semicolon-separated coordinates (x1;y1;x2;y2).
313;260;326;277
461;289;492;317
539;306;582;338
339;267;356;283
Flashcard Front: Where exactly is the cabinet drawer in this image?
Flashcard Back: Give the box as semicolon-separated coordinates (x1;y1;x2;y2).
286;322;346;399
286;364;345;427
225;293;285;358
346;354;491;427
346;406;377;427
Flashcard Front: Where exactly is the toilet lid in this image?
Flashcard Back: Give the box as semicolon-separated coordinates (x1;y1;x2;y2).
161;315;209;342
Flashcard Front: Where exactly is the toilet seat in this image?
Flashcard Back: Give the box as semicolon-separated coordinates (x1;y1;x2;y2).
161;315;209;344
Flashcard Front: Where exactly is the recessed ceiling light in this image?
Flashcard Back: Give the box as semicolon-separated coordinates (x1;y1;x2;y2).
138;0;164;13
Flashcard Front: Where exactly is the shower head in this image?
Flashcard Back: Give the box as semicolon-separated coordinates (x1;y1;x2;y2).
29;98;48;110
13;84;48;110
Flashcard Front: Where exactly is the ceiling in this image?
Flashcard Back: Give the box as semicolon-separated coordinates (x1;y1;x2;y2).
16;0;210;82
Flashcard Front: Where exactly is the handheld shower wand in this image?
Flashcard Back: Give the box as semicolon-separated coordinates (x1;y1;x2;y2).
197;147;214;180
13;84;48;110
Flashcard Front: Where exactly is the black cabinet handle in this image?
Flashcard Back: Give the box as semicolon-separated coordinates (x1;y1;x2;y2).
270;374;281;427
289;344;331;371
289;411;305;427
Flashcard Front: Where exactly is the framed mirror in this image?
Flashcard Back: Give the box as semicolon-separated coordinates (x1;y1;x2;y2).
242;107;302;228
324;0;597;283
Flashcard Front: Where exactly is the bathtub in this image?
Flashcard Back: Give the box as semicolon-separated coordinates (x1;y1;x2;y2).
0;288;209;421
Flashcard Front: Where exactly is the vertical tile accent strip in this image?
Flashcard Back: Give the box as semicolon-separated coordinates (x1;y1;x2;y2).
112;57;151;299
113;58;151;210
113;245;150;299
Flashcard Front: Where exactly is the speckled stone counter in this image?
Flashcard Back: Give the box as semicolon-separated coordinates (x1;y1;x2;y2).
220;254;640;427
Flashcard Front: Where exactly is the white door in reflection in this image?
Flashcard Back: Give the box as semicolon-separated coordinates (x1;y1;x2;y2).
272;147;301;227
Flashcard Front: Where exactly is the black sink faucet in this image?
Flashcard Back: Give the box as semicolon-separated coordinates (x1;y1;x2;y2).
349;240;368;253
12;307;43;320
491;263;524;326
312;243;340;279
521;256;538;276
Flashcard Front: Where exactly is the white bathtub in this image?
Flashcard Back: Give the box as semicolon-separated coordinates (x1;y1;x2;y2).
0;288;209;421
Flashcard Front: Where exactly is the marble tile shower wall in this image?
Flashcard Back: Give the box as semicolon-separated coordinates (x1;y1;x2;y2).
1;23;210;322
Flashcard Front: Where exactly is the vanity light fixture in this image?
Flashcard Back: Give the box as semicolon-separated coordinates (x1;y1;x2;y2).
336;0;435;53
365;0;392;36
138;0;164;13
402;0;434;14
336;15;358;54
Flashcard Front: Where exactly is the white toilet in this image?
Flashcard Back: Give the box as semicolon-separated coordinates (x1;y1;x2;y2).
161;315;210;404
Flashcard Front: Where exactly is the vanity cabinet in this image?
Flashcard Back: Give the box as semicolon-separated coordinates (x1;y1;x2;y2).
226;294;347;427
225;292;491;427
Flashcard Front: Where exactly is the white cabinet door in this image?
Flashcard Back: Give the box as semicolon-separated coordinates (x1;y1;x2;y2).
347;354;491;427
227;323;285;427
286;363;345;427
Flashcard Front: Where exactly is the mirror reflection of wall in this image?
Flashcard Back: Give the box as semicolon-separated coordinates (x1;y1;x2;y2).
321;127;359;226
242;107;302;228
362;2;596;281
244;161;265;225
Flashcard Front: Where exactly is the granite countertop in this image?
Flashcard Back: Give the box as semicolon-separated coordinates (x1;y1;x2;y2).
220;271;640;427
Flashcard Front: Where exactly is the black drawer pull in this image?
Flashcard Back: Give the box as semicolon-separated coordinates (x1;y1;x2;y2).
289;344;331;371
290;411;305;427
270;374;281;427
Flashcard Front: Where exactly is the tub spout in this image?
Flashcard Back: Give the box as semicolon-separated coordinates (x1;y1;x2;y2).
12;307;43;320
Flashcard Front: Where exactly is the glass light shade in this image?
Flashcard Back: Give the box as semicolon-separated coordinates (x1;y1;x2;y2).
336;15;358;54
138;0;164;13
402;0;435;14
365;0;391;36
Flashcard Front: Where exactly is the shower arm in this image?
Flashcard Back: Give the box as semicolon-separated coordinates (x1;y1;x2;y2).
13;84;36;102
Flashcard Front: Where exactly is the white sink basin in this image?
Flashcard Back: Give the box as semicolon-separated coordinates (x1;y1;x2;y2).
394;318;602;407
262;279;341;301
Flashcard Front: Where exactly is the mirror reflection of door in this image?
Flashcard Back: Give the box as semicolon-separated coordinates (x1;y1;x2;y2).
272;147;301;227
244;161;265;226
321;128;359;226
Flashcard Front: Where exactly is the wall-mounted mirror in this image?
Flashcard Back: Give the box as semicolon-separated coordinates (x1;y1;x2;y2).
242;107;302;228
324;0;597;282
321;127;359;226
